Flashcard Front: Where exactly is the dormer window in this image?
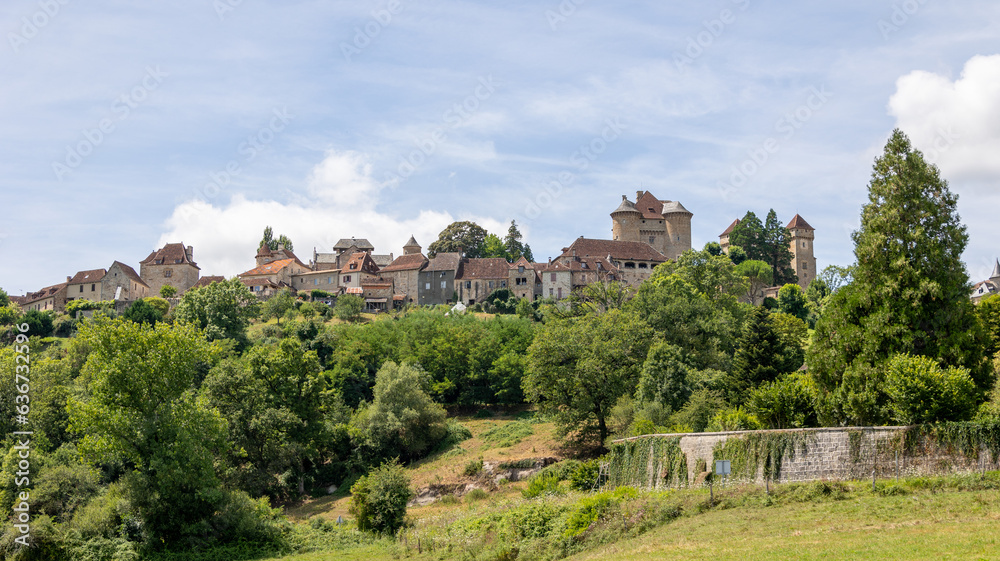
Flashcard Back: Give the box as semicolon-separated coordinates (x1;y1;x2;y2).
518;266;524;273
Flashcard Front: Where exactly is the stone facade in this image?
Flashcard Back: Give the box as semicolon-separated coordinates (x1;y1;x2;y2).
101;261;149;302
419;252;461;306
21;283;67;312
339;252;381;291
456;258;509;305
291;269;340;295
382;253;428;305
508;257;543;301
140;243;200;296
612;427;999;489
558;237;666;287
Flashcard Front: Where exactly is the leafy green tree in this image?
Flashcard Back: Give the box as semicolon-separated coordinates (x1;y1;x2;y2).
804;277;830;326
259;225;294;252
884;354;977;424
524;310;653;444
427;221;487;258
483;288;517;314
728;212;766;261
777;283;809;322
351;362;448;462
263;288;296;324
504;220;533;262
636;341;692;412
68;319;226;543
21;310;54;337
706;407;762;432
734;259;773;305
727;246;748;265
651;247;748;316
0;302;20;326
159;285;178;299
335;293;364;322
724;306;794;403
481;233;510;260
575;279;633;315
122;298;162;326
975;294;1000;359
769;312;808;371
764;209;797;285
349;461;413;535
173;278;260;349
0;287;9;307
746;374;818;429
669;388;725;432
819;264;854;293
703;242;723;256
809;130;990;419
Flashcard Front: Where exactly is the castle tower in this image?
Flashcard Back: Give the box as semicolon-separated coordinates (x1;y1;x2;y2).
403;235;422;256
255;243;273;267
611;196;642;243
662;201;693;261
786;214;816;289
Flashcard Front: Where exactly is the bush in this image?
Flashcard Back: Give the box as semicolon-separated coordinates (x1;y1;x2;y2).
481;420;534;448
463;459;484;477
143;297;170;317
349;461;413;535
521;472;562;499
465;488;488;502
745;373;818;429
435;420;472;453
885;354;977;424
706;407;762;432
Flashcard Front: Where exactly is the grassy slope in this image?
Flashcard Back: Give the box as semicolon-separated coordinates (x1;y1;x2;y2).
568;489;1000;561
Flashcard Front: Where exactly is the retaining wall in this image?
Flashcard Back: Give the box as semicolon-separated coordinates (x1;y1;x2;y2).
610;426;998;488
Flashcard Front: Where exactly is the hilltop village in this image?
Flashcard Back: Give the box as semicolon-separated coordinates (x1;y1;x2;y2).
13;190;820;313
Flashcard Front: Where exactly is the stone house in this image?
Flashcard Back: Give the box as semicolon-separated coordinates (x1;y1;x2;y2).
101;261;150;302
611;191;692;261
332;238;375;269
239;257;309;298
190;275;225;290
140;243;200;296
291;269;341;295
340;252;381;291
557;237;666;287
65;269;107;304
381;251;428;306
21;283;67;312
419;252;461;306
456;258;510;305
541;256;619;300
508;256;543;301
361;280;394;312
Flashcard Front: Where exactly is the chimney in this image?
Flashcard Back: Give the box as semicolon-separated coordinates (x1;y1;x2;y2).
636;190;643;201
67;276;71;282
277;243;285;252
622;195;627;201
186;246;194;260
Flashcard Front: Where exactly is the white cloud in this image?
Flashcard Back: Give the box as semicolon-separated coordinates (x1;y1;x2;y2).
889;54;1000;181
158;150;481;277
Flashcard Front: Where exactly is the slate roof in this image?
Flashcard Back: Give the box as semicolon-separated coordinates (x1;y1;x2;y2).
372;254;394;267
381;253;428;272
786;214;815;230
334;238;374;251
425;252;462;272
458;258;510;280
992;259;1000;280
67;268;107;285
141;243;199;269
661;201;692;215
403;235;421;248
611;197;641;215
561;238;667;262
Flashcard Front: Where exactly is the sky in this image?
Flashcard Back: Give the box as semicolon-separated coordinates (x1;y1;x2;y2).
2;0;999;295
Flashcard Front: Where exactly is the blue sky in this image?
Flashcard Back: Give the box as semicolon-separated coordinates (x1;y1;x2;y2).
2;0;999;295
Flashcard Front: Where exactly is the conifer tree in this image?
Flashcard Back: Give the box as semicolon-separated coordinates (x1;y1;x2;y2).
725;306;789;404
809;130;989;417
764;209;797;285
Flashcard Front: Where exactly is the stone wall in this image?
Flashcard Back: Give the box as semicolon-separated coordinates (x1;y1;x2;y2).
610;426;999;488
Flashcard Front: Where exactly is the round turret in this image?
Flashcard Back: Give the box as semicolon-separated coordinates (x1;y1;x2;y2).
611;196;642;243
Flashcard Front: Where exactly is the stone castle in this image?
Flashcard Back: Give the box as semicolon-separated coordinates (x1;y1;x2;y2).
611;191;693;261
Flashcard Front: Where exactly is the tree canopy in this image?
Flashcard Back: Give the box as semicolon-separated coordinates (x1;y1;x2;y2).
428;221;488;258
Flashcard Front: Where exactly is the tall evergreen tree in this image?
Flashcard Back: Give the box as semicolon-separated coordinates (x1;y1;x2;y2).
504;220;533;262
808;130;989;420
728;211;766;262
724;306;791;404
764;209;797;285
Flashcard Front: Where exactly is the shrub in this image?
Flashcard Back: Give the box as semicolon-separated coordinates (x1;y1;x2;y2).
465;488;488;502
706;407;763;432
349;461;413;535
143;297;170;317
481;420;534;448
745;373;818;429
521;472;562;499
463;459;484;477
335;294;364;322
884;354;977;424
435;420;472;453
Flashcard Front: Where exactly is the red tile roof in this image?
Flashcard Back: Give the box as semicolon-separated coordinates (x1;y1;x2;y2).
381;253;428;272
361;281;393;289
786;214;815;230
561;238;667;262
721;218;740;236
23;283;67;304
67;268;107;285
343;252;380;275
240;258;297;276
458;258;510;280
636;191;664;219
141;243;200;270
239;277;282;288
191;275;225;289
425;252;462;272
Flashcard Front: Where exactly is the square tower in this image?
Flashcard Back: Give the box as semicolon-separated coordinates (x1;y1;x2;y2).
786;215;816;289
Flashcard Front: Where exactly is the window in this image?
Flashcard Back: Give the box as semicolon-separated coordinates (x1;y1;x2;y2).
518;266;524;273
501;281;507;288
557;287;562;299
350;264;357;270
638;263;648;269
314;279;318;285
343;275;351;283
91;284;96;291
802;262;808;270
441;281;446;289
425;283;430;290
649;236;655;244
164;270;172;278
801;241;808;248
328;277;333;284
549;288;553;296
624;262;636;269
440;272;446;278
79;285;84;293
488;281;494;289
550;273;556;282
465;281;471;289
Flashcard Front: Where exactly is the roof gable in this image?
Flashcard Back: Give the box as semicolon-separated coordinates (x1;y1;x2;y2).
458;258;510;280
786;214;815;230
562;238;667;262
382;253;428;272
68;268;107;285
